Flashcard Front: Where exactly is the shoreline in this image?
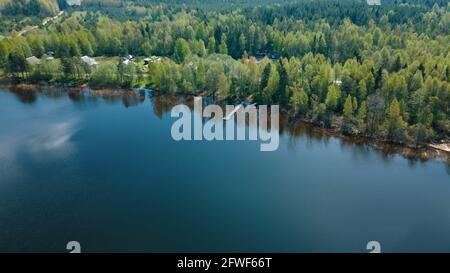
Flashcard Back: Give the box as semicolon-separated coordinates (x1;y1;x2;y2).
289;118;450;163
292;115;450;155
1;81;449;162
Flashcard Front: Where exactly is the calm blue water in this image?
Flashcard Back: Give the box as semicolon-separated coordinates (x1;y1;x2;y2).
0;87;449;253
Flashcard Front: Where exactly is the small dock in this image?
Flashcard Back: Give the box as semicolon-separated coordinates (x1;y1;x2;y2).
223;104;243;120
429;143;450;153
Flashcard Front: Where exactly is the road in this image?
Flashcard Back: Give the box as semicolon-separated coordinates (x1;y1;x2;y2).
17;11;64;37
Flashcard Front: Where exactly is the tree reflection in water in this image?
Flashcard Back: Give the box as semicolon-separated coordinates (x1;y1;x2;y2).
2;85;449;165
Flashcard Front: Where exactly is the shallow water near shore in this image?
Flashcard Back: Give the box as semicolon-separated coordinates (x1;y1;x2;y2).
0;86;449;253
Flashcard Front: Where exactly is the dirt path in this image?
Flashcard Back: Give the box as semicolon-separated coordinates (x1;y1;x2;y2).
17;11;64;37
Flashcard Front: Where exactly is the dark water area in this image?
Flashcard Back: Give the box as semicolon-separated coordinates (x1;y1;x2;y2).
0;86;449;253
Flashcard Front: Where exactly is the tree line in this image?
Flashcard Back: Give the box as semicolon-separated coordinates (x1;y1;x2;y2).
0;0;448;145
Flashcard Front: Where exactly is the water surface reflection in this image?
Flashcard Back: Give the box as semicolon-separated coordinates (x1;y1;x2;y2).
3;84;449;165
0;85;449;253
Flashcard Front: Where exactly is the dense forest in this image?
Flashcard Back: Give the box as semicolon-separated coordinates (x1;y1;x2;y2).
0;0;64;33
0;0;448;146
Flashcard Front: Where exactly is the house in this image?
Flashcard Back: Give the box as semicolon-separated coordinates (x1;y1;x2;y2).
66;0;81;6
144;56;162;67
26;56;41;65
332;79;343;85
367;0;381;5
41;54;54;61
268;53;280;61
122;55;135;65
81;56;97;66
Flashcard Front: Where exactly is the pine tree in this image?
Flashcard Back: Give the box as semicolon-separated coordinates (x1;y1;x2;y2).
216;73;230;100
174;38;190;63
260;63;271;92
197;40;207;57
325;84;340;111
352;97;358;112
391;54;402;72
207;37;216;55
358;79;367;100
196;60;206;90
0;42;9;68
343;95;353;119
385;97;406;141
219;33;228;55
290;84;309;115
277;59;289;105
357;100;367;121
263;66;280;104
238;33;246;55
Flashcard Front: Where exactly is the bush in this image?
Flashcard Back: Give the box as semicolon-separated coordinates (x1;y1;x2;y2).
89;62;119;88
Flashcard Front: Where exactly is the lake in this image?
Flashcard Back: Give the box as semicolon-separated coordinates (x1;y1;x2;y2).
0;86;449;253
